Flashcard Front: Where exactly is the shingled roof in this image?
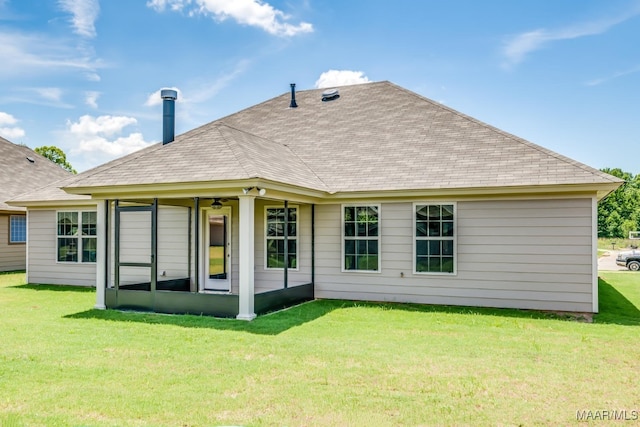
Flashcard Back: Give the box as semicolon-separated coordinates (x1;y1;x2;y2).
0;137;73;212
60;81;621;196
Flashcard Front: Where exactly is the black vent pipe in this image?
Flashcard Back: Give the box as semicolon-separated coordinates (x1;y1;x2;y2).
161;89;178;144
289;83;297;108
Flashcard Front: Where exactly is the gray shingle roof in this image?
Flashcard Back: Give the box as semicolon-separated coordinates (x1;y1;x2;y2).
61;81;621;195
0;137;74;211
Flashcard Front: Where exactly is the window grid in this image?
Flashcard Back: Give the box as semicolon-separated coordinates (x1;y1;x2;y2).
57;211;97;263
343;205;380;272
415;204;455;274
9;215;26;243
265;207;298;269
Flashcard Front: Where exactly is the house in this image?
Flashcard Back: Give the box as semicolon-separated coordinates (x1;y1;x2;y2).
0;137;73;272
9;82;622;319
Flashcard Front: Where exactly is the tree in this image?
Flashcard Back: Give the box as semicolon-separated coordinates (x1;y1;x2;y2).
34;145;77;174
598;168;640;238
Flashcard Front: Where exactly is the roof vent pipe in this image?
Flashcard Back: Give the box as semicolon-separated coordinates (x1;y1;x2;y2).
161;89;178;145
289;83;297;108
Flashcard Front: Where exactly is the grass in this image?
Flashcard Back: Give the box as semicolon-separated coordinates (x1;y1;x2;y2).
597;237;639;251
1;271;639;426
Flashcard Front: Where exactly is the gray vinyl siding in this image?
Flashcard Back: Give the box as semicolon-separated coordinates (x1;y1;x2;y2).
27;209;96;286
0;213;26;272
314;198;594;312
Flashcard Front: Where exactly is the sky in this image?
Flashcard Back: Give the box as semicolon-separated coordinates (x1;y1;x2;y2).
0;0;638;174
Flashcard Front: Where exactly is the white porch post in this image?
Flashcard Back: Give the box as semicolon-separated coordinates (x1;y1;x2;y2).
95;200;106;309
237;194;256;320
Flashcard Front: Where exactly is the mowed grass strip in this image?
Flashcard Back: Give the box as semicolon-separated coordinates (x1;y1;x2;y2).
0;271;639;426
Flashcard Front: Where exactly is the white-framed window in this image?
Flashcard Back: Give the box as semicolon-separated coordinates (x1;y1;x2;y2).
57;211;97;263
414;203;456;274
9;215;26;244
342;204;380;272
265;206;298;269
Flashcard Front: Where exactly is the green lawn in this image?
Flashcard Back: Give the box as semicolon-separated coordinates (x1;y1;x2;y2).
597;237;639;251
1;271;639;426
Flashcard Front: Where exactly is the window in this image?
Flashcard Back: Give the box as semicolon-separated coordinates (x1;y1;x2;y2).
9;215;26;243
265;207;297;269
415;203;455;274
343;205;379;272
57;211;97;263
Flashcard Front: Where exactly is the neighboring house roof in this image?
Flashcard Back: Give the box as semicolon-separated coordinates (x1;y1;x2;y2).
52;81;625;198
0;137;74;213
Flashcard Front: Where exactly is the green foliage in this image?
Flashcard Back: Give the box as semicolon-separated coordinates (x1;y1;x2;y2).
34;145;77;174
598;168;640;238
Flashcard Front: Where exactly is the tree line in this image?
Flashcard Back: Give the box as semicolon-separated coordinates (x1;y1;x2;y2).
598;168;640;238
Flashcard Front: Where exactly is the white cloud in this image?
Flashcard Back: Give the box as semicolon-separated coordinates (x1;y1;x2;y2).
145;87;183;107
502;6;640;68
0;31;101;79
58;0;100;38
85;91;100;108
69;115;138;137
0;112;25;140
34;87;64;102
66;115;153;171
147;0;313;36
0;126;26;139
187;58;251;104
314;70;371;88
85;72;101;82
73;132;150;156
586;64;640;86
0;112;18;126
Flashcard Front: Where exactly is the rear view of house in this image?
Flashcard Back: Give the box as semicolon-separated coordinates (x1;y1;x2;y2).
0;138;72;272
10;82;622;318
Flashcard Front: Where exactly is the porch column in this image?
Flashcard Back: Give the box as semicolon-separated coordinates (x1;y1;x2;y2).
95;199;107;309
237;194;256;320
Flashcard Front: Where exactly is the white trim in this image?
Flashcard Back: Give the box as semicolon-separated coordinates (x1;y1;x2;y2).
412;202;457;276
95;201;106;309
237;195;256;320
591;196;598;313
263;204;300;271
54;209;98;265
25;212;29;283
340;203;382;273
200;206;232;293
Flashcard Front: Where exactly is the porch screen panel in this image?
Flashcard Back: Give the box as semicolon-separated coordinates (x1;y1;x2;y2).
118;210;152;290
119;211;152;264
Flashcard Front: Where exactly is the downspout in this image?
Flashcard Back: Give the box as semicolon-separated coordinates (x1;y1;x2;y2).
194;197;200;292
187;206;192;291
284;200;289;289
114;200;120;295
151;199;158;297
311;204;315;288
104;199;110;294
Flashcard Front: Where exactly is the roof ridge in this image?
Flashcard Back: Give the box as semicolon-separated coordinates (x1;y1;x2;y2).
218;122;331;191
387;82;622;183
214;124;256;178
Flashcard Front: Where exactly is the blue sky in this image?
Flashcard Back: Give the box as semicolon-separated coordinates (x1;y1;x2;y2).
0;0;638;174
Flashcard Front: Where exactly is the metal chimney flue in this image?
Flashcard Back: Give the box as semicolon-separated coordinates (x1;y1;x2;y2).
289;83;297;108
161;89;178;144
